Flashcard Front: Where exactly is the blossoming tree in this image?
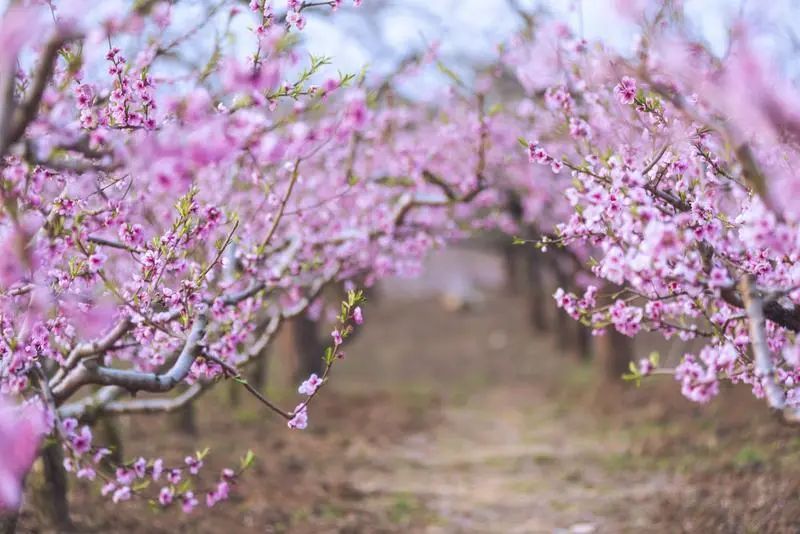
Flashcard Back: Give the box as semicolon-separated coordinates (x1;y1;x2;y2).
0;0;500;528
507;5;800;419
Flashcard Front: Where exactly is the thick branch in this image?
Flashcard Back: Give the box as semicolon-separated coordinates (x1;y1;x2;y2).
739;276;786;410
720;286;800;333
56;269;331;419
97;383;205;416
50;317;133;387
56;386;125;420
3;30;80;155
52;314;207;403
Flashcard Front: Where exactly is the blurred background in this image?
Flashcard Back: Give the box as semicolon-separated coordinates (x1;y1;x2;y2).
17;1;800;532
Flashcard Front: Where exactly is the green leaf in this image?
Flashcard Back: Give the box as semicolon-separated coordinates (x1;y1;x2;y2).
436;61;465;88
241;449;255;470
487;103;503;116
621;372;641;387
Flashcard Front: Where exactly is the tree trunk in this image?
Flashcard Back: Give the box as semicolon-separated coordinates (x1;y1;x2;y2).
97;417;123;467
552;261;573;353
170;403;197;435
227;380;241;407
1;510;19;534
502;242;521;293
290;315;325;381
248;348;269;393
594;327;635;382
525;251;549;332
593;282;635;380
31;441;73;532
575;323;592;361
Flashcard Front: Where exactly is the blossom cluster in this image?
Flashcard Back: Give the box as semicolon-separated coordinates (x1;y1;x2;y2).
507;12;800;414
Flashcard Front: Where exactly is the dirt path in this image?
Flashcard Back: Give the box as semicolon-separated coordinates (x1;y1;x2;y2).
347;384;674;533
331;288;680;533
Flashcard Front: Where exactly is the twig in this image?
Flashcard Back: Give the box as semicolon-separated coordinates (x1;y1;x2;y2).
203;353;292;420
260;159;301;250
197;219;239;283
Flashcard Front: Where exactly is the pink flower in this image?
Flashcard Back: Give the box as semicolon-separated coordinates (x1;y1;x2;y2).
675;354;719;403
322;78;339;94
87;252;107;273
133;457;147;478
331;329;343;345
353;306;363;325
568;117;592;139
151;458;164;481
527;142;550;164
167;469;182;485
609;300;643;337
287;404;308;430
708;266;732;288
62;418;78;434
0;398;45;510
159;486;174;506
70;426;93;455
614;76;637;105
286;10;306;30
77;467;96;480
92;448;111;464
112;485;131;503
638;358;654;375
0;6;43;69
298;373;322;395
205;481;230;508
182;491;198;513
115;467;135;486
185;455;203;475
0;230;28;287
118;223;144;247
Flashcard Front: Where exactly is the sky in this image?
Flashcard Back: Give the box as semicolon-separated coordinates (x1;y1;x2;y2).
2;0;798;89
299;0;800;82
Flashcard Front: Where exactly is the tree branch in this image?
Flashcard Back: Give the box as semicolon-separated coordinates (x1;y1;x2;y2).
2;29;80;156
739;276;786;410
52;313;208;403
50;317;134;388
56;267;332;419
